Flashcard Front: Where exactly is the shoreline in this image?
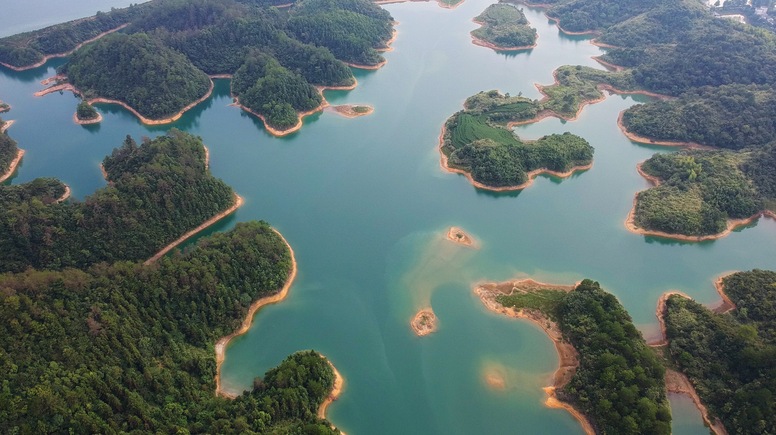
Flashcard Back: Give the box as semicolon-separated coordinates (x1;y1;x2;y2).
144;193;244;265
617;111;713;149
474;279;594;435
345;59;388;70
36;79;215;125
56;184;71;203
592;56;625;72
328;104;374;118
317;358;345;420
624;162;771;242
439;124;593;191
410;308;438;336
215;227;298;398
234;97;330;137
653;292;729;435
1;119;15;134
0;24;129;72
73;111;102;125
0;148;25;183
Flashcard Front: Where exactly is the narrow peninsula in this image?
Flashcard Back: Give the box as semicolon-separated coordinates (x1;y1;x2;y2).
477;278;671;434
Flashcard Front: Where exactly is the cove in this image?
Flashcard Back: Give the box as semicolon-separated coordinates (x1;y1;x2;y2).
2;0;776;433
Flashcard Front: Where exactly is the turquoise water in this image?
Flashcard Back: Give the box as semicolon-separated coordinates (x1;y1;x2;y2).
2;1;770;433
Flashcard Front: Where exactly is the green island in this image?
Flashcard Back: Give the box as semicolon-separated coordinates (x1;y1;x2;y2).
661;270;776;434
0;101;9;113
477;279;671;434
75;100;100;123
628;149;776;239
440;88;594;190
7;0;395;131
0;221;340;433
471;2;538;50
0;130;236;272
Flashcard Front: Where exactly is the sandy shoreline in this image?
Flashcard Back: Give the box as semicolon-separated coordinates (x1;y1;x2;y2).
0;148;25;183
1;119;15;134
0;24;129;72
328;104;374;118
475;279;594;435
144;193;244;265
215;227;298;398
446;226;477;247
346;59;388;70
56;184;71;203
234;98;330;137
318;358;345;419
439;124;593;191
411;308;438;336
73;111;102;125
652;292;729;435
36;79;215;125
470;19;538;51
624;162;770;242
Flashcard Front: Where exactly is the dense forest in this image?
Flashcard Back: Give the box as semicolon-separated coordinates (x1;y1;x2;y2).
0;221;339;433
62;33;212;120
0;130;235;272
633;151;764;236
663;270;776;433
497;280;671;434
3;0;395;128
622;85;776;150
471;2;538;49
0;127;19;177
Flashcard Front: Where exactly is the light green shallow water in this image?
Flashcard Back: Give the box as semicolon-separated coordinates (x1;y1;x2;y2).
3;1;774;433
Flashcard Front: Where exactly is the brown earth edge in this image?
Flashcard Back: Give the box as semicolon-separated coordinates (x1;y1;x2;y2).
56;184;71;203
470;18;538;51
317;358;345;421
214;227;297;399
475;279;595;435
624;162;774;242
616;111;713;149
375;0;465;9
439;124;593;192
73;111;102;125
36;79;215;125
652;289;732;435
0;148;25;183
327;104;375;118
144;193;244;265
446;226;477;248
0;24;130;72
592;56;625;72
411;308;438;336
1;119;15;134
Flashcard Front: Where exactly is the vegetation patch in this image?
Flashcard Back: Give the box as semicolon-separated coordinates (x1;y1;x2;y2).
471;2;537;49
76;100;99;121
663;270;776;434
0;125;20;177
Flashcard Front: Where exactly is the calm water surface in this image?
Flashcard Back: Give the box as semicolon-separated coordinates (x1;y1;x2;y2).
3;1;774;433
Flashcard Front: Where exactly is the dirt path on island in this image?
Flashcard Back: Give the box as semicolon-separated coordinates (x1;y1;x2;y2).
475;279;594;435
214;227;297;398
144;193;244;265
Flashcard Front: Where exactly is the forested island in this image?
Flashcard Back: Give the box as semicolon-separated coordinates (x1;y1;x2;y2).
662;270;776;434
440;89;593;190
5;0;395;132
628;149;775;239
75;100;101;124
0;130;237;272
477;279;671;434
471;2;538;50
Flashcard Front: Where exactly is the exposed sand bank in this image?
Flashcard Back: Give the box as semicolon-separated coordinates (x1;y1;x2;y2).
653;292;730;435
484;369;507;390
625;162;770;241
411;308;438;336
0;24;129;71
56;184;71;203
215;227;297;398
0;148;25;183
475;279;594;435
328;104;374;118
144;193;244;265
36;79;215;125
1;119;15;134
318;358;345;419
439;124;593;191
446;226;477;248
203;145;210;169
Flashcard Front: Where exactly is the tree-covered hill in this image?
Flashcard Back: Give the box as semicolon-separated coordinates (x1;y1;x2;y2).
0;221;339;434
663;270;776;434
496;279;671;434
62;33;212;120
471;2;538;49
0;130;234;272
